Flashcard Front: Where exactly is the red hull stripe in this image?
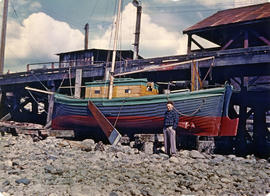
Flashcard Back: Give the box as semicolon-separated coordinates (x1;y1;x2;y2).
52;115;238;136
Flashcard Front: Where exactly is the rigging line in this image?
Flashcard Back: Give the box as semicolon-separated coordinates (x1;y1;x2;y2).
10;0;19;20
9;3;43;66
109;0;118;49
40;7;82;28
89;0;99;19
56;72;68;93
146;1;255;9
27;89;48;115
5;46;25;66
113;100;126;127
30;72;49;91
165;90;205;116
104;0;118;74
202;57;215;83
118;0;124;52
174;99;205;117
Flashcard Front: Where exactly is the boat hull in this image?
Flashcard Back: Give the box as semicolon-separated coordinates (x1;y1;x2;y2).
52;86;238;137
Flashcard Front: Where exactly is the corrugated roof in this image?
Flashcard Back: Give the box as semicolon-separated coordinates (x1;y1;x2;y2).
184;2;270;33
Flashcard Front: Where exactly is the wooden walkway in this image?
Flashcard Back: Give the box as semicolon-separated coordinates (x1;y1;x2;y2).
0;46;269;85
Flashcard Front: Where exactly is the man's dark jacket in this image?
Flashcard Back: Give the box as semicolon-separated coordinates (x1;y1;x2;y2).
164;109;179;130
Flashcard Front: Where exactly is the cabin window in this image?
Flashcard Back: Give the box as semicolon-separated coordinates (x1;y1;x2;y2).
125;89;131;94
94;90;100;94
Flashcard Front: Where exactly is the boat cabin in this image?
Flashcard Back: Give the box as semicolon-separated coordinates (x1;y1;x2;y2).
85;78;159;98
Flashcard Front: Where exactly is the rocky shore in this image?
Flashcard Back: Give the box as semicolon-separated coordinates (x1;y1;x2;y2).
0;133;270;196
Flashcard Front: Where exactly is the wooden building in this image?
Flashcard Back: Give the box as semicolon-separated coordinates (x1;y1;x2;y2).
183;2;270;53
57;48;142;67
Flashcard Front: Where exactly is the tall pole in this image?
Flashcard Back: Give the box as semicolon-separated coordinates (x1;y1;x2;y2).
133;5;142;60
0;0;9;75
84;23;89;50
108;0;122;99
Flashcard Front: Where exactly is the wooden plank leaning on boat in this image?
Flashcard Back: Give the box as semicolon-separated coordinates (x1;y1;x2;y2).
88;100;121;146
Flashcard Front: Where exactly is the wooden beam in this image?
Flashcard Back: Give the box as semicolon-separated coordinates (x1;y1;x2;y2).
74;69;82;99
88;100;121;145
244;31;248;48
25;86;54;95
114;56;214;77
191;37;204;51
221;32;241;50
249;29;270;46
46;94;54;127
187;34;192;54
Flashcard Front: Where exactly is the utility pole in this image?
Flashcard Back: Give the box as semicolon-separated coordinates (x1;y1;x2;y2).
132;0;142;60
0;0;9;75
84;23;89;50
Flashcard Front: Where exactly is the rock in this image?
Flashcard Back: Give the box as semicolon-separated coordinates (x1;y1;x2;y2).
44;165;63;175
178;159;187;165
130;188;141;196
31;184;45;194
115;152;125;159
143;142;153;154
169;156;179;163
1;132;270;195
94;141;105;151
15;178;31;185
227;154;236;159
190;150;205;159
81;139;95;152
48;193;58;196
109;192;118;196
179;150;190;157
130;141;135;148
2;180;10;187
159;153;169;159
1;192;11;196
4;160;12;167
70;184;98;196
220;177;231;183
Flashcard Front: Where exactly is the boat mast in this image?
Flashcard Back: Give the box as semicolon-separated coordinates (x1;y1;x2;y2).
108;0;122;99
0;0;9;75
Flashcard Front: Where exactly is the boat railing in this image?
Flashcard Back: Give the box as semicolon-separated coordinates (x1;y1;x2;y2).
170;89;190;93
26;60;106;72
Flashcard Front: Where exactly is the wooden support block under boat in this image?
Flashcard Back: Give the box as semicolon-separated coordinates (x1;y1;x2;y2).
88;100;121;145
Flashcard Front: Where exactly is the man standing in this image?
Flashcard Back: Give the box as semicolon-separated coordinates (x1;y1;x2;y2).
163;101;179;156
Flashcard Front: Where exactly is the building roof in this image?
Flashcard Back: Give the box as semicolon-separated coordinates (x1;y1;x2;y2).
56;48;134;55
184;3;270;34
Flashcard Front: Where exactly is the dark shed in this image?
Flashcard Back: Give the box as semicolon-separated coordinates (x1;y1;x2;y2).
57;48;143;67
183;3;270;51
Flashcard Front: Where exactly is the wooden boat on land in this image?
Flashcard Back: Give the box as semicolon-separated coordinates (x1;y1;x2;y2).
51;78;238;139
29;0;238;142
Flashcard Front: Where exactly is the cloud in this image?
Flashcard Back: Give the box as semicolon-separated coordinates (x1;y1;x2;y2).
90;3;188;58
29;2;42;10
195;0;221;7
6;12;84;68
90;3;218;58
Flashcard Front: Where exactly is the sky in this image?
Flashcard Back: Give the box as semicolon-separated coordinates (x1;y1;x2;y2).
0;0;269;72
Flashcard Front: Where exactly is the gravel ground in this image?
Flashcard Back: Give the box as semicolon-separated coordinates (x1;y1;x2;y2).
0;133;270;196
